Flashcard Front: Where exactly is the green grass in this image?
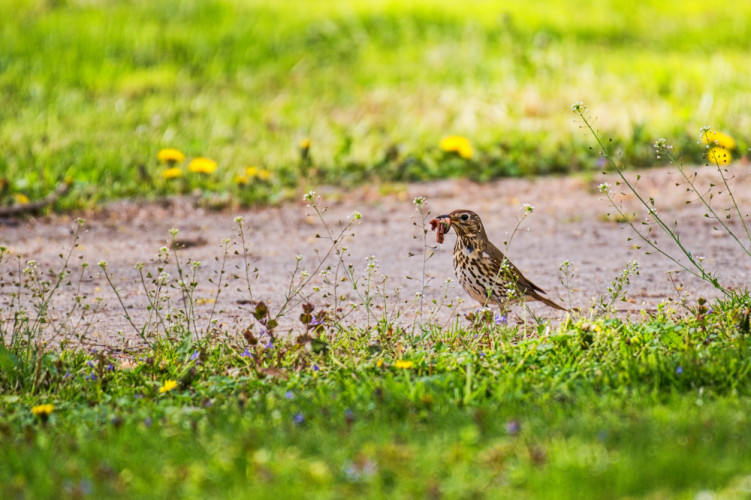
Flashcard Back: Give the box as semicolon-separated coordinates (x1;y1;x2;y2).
2;0;751;208
4;299;751;498
4;3;751;495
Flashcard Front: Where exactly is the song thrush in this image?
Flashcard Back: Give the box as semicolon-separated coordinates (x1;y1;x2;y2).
432;209;566;312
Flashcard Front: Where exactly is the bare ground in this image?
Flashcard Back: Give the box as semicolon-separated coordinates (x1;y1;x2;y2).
3;165;751;349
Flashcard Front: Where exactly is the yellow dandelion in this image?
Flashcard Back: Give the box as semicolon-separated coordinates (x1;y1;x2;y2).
157;148;185;163
162;167;182;180
300;138;312;150
235;175;249;185
31;404;54;417
394;360;414;369
702;130;736;150
13;193;30;205
245;166;271;181
376;359;384;368
440;135;473;159
707;147;732;166
188;157;218;174
159;379;178;394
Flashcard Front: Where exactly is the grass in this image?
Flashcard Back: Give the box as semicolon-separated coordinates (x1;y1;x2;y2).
2;197;751;497
2;0;751;208
4;301;751;498
4;1;751;496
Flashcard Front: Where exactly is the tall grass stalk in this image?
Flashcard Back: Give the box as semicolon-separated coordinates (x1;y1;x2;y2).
571;102;727;295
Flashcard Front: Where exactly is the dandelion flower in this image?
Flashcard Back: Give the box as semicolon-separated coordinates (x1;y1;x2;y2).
300;139;312;161
394;360;414;369
13;193;30;205
162;167;182;180
246;166;271;181
159;379;178;394
157;148;186;163
707;147;732;166
31;404;54;417
702;130;736;150
235;175;249;185
188;157;218;174
440;135;473;159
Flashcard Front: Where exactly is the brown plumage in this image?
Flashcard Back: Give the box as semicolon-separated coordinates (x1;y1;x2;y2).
432;209;566;312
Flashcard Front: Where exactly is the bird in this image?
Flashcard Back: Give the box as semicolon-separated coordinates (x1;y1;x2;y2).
432;209;566;312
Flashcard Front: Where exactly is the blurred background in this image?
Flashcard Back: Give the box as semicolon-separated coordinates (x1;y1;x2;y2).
2;0;750;208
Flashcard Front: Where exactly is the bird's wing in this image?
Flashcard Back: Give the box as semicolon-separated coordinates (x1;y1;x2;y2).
484;242;546;294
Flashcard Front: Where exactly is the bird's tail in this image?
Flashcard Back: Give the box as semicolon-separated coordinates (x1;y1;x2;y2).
529;291;568;311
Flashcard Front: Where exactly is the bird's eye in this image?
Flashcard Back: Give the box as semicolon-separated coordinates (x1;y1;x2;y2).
460;213;469;221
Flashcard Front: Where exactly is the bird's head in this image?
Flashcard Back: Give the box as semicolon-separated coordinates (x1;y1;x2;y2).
436;209;487;239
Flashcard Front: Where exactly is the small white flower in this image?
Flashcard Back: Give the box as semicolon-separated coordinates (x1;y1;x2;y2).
97;260;107;269
303;191;316;202
598;183;610;193
570;101;586;113
413;196;426;207
522;203;534;214
351;211;362;221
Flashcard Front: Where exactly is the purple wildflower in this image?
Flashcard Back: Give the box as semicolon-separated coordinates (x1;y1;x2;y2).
313;364;320;371
494;313;507;325
285;391;294;400
505;419;520;436
676;366;683;375
293;413;304;425
78;479;92;496
190;351;199;361
240;348;252;358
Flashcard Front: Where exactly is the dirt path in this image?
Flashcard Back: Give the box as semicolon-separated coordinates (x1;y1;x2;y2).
3;165;751;348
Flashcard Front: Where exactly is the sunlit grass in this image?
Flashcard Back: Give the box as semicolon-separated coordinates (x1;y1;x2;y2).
1;0;749;208
3;303;751;498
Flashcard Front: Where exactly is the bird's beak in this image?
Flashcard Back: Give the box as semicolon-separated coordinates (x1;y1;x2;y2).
437;214;452;225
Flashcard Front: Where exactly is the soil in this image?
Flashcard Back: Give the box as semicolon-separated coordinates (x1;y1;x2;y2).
3;165;751;349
